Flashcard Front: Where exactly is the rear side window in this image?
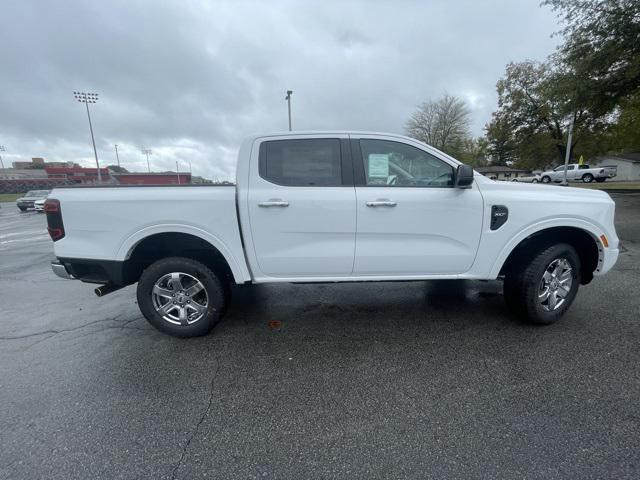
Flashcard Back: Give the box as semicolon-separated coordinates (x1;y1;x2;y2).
259;139;343;186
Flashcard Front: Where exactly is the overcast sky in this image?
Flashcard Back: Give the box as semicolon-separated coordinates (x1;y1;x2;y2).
0;0;561;180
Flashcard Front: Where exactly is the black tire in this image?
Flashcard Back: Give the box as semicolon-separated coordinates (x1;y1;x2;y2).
136;256;227;337
595;177;606;183
18;206;27;212
504;243;581;325
532;179;538;183
541;176;551;184
582;173;594;183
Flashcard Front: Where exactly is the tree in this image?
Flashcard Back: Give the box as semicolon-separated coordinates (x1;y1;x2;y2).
543;0;640;115
600;94;640;154
456;137;489;167
489;60;607;167
405;94;471;156
107;165;128;173
485;114;516;165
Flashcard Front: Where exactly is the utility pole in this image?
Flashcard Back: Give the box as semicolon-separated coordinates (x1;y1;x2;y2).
114;144;120;168
73;91;101;182
176;161;180;185
561;115;575;186
0;145;5;170
141;148;152;172
285;90;293;131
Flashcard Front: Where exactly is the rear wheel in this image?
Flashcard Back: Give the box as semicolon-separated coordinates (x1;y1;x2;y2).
595;177;606;183
504;243;580;325
136;257;227;337
582;173;594;183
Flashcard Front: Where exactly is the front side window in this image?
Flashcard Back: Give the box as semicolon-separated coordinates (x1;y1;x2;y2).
260;139;342;186
360;139;454;187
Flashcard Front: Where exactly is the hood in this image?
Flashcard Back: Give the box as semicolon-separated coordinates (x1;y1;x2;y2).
475;175;613;203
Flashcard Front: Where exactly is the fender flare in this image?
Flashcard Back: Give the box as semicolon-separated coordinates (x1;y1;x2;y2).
489;217;604;279
115;224;250;283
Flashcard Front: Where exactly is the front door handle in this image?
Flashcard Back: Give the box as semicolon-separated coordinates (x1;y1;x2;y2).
366;200;397;207
259;199;289;207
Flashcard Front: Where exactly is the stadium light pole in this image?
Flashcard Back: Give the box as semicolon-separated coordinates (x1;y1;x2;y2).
73;91;102;182
0;145;5;170
285;90;293;131
114;144;120;168
141;148;152;172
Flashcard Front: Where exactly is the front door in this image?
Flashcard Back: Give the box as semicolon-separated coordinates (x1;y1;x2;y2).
247;136;356;278
351;136;483;276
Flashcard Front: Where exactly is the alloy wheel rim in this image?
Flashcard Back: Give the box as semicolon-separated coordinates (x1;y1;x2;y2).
538;258;573;312
151;272;208;325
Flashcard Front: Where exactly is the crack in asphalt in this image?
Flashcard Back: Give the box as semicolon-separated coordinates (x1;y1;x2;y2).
0;316;148;342
170;358;221;480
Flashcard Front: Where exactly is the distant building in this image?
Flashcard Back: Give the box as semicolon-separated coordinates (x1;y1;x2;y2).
12;158;77;169
594;154;640;181
0;168;48;180
113;172;191;185
476;166;529;181
45;166;111;184
1;158;194;193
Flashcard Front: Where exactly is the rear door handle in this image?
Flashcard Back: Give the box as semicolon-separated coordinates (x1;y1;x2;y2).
258;200;289;207
366;200;397;207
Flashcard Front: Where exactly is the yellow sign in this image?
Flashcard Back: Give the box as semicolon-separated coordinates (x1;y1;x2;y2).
578;155;585;165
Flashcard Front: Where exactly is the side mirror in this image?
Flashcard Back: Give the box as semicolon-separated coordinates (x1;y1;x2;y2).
455;164;474;188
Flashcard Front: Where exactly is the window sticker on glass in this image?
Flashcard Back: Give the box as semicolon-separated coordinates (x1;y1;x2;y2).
368;154;389;178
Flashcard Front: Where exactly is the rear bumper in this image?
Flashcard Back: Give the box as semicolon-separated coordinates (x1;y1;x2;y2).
52;257;127;285
51;261;75;279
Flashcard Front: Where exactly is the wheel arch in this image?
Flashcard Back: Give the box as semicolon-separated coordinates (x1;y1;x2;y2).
495;224;603;285
118;227;248;284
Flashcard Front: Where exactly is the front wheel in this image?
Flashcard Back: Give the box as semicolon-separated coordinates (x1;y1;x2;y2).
504;243;581;325
137;257;227;337
582;173;594;183
541;176;551;184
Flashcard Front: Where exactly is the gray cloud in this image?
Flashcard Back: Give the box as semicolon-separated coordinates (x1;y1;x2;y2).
0;0;560;180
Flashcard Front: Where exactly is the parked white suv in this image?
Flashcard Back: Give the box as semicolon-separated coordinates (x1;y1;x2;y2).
540;164;617;184
46;132;619;337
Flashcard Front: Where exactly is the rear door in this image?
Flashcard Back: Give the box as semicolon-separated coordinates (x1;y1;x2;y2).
246;135;356;278
351;135;483;276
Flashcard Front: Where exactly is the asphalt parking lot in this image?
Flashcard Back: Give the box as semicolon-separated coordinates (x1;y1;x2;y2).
1;195;639;479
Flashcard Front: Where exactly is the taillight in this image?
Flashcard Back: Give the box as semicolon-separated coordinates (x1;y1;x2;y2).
45;199;65;241
44;199;59;214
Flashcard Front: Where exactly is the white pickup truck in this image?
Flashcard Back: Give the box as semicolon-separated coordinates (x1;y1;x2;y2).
540;163;617;184
46;132;619;337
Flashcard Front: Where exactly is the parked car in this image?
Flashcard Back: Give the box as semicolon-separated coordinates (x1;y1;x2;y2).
511;174;540;183
34;197;47;212
540;164;617;184
16;190;50;211
47;132;619;337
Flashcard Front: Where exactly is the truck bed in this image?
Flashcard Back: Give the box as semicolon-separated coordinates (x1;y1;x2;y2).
50;185;250;282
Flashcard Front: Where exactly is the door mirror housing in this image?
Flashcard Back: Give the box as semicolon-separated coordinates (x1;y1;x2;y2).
455;164;474;188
